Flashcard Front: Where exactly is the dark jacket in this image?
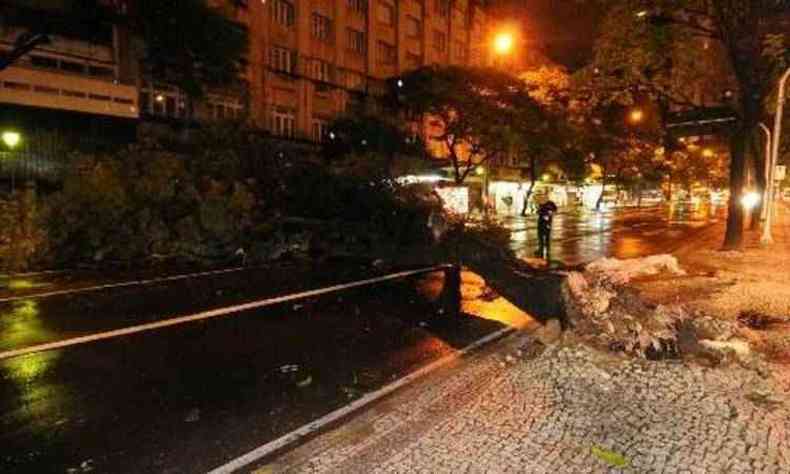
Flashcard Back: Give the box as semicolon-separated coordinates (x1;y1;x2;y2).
537;201;557;232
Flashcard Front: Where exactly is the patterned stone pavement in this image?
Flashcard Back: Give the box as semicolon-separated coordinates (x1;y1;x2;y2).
269;335;790;473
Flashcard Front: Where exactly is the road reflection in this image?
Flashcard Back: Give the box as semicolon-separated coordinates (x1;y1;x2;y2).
416;271;535;330
1;300;54;350
0;350;64;429
507;204;723;265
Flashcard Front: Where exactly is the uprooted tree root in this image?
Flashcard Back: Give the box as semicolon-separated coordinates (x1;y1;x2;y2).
562;268;689;359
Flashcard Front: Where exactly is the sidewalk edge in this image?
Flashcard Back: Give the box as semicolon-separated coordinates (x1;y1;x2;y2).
207;325;517;474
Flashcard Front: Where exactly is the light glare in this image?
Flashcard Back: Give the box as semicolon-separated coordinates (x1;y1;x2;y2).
494;33;513;55
2;131;20;148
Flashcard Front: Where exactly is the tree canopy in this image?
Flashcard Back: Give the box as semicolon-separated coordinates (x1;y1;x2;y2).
576;0;790;248
134;0;249;101
395;66;551;184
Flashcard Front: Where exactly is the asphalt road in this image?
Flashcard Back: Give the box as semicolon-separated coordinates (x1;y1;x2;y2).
507;202;724;265
0;203;723;473
0;263;519;474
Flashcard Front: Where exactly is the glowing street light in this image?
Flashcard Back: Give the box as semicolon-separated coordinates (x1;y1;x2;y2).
636;10;648;18
628;108;644;124
741;192;760;210
2;131;20;149
702;148;715;158
493;33;514;55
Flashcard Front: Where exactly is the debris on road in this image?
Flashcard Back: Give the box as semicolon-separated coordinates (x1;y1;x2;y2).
184;408;200;423
585;254;685;285
532;318;562;345
563;257;690;358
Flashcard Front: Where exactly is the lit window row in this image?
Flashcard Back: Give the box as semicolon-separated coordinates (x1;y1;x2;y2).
1;79;134;107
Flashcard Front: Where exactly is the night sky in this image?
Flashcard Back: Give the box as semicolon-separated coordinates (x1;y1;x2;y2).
516;0;601;69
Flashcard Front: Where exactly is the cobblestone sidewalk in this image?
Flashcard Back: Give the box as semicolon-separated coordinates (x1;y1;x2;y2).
269;335;790;473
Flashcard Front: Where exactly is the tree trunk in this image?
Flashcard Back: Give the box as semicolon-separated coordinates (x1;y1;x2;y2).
723;128;748;250
181;95;196;143
520;156;537;216
596;171;607;210
666;169;673;202
637;182;643;208
520;180;536;216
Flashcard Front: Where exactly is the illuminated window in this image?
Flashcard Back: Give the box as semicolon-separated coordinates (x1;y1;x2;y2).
272;108;296;137
435;0;449;17
345;70;365;90
454;41;467;63
312;118;329;142
347;0;367;14
377;2;394;26
139;84;184;118
207;97;243;120
434;30;446;53
270;46;294;74
313;59;332;82
406;16;421;38
273;0;295;27
377;41;396;65
347;28;366;54
311;13;332;41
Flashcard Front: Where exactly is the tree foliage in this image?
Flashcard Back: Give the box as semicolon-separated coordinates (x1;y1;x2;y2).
576;0;790;248
395;66;548;184
133;0;249;101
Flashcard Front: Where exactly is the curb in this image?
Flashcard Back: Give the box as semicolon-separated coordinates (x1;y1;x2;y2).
208;325;517;474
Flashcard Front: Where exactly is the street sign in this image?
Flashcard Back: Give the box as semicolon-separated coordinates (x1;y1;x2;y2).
666;106;738;139
775;165;786;182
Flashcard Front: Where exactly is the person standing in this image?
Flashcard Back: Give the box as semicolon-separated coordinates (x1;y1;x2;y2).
535;200;557;259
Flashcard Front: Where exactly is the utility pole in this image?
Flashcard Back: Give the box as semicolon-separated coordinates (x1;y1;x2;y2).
758;123;772;222
762;67;790;245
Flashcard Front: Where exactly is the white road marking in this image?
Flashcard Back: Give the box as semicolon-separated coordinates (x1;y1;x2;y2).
0;266;251;303
0;269;69;278
0;265;451;361
207;325;515;474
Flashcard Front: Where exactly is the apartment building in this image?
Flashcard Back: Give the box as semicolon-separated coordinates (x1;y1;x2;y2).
238;0;489;142
0;1;138;183
1;0;490;149
0;2;138;124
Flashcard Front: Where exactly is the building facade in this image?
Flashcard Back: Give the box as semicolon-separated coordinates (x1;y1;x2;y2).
238;0;490;142
0;2;138;121
1;0;491;149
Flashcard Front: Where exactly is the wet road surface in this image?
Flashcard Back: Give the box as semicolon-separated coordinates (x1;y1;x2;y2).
507;203;724;265
0;265;530;473
0;204;722;472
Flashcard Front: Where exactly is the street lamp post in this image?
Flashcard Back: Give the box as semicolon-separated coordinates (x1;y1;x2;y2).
2;130;21;193
763;66;790;245
758;123;772;223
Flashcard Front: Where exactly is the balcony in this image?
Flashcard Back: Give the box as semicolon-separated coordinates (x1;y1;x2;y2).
0;65;138;119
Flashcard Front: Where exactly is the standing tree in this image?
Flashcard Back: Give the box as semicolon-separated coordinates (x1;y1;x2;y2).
579;0;789;249
517;64;575;215
395;66;546;184
133;0;249;123
323;111;426;178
